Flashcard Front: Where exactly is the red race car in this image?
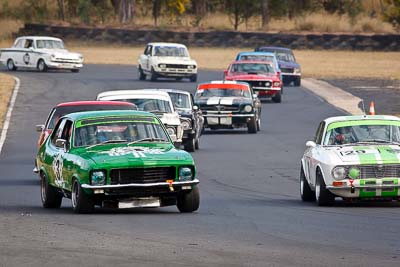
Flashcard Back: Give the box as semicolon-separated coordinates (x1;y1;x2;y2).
223;60;282;103
36;101;137;148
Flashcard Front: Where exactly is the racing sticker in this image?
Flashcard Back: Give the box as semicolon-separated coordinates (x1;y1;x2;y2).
23;53;30;65
102;147;164;158
52;153;64;187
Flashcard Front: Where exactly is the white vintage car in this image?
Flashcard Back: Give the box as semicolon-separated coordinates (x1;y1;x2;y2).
0;36;83;72
96;90;183;146
138;42;197;82
301;115;400;206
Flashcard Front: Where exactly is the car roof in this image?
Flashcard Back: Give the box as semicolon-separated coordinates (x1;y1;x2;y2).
324;115;400;125
65;110;155;121
197;81;250;90
97;90;171;101
257;46;292;52
17;36;62;41
147;89;191;96
56;101;135;107
237;51;276;56
147;42;187;47
231;60;273;64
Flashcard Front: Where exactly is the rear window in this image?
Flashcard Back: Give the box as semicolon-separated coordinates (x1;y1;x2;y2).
46;104;136;130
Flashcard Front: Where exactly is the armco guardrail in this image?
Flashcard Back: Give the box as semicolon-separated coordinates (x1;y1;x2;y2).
19;23;400;51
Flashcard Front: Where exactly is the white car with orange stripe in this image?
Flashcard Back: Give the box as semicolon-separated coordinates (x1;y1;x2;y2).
300;115;400;206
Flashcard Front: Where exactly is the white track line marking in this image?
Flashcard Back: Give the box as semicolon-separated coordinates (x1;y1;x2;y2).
0;76;20;155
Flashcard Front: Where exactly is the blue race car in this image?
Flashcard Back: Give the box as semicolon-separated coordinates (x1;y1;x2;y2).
254;47;301;86
235;52;282;81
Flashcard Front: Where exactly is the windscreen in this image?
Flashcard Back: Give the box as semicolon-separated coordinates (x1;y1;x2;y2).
47;104;136;129
196;87;251;98
74;116;169;147
324;123;400;145
118;99;172;113
239;55;274;62
168;92;191;109
258;48;295;62
230;63;275;74
153;46;188;57
36;40;65;49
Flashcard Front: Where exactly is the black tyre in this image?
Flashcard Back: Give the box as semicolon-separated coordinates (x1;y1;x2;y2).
294;77;301;86
300;166;315;202
150;67;158;81
195;137;199;150
177;186;200;213
7;59;17;71
190;74;197;82
138;65;146;80
41;173;62;208
71;69;79;73
272;91;282;103
256;116;261;132
184;137;195;152
247;117;257;134
315;170;335;206
37;59;48;72
71;179;94;214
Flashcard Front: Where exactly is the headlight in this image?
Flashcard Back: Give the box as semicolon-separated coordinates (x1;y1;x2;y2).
179;167;193;181
79;56;84;62
294;68;301;74
244;105;252;112
50;54;56;61
332;166;346;180
273;81;281;87
187;65;196;69
167;127;176;136
348;166;360;179
181;120;191;130
158;64;166;68
91;170;106;185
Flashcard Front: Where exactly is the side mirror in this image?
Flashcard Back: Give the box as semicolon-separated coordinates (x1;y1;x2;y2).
193;105;199;111
36;124;44;132
277;71;281;78
55;138;67;149
253;93;258;99
223;70;228;78
306;141;317;148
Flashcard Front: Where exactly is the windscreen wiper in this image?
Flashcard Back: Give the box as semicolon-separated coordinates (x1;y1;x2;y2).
128;138;168;145
86;139;128;149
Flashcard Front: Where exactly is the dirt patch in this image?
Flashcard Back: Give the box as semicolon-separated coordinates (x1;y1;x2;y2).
0;73;15;129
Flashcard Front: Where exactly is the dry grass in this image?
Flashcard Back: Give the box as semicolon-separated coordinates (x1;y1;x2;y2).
64;42;400;80
0;73;15;129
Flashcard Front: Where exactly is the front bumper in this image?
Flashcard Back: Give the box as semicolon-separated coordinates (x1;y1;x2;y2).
82;179;199;190
47;61;83;69
327;178;400;198
203;113;254;127
154;67;196;77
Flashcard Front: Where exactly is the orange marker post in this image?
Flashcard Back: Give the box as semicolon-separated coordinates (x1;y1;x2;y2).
369;101;375;115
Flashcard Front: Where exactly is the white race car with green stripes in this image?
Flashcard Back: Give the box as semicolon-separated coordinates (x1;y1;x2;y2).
300;115;400;206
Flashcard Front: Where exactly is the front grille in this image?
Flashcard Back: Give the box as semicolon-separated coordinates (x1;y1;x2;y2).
110;167;176;184
201;105;239;112
237;80;272;88
281;68;294;73
166;64;189;69
345;165;400;179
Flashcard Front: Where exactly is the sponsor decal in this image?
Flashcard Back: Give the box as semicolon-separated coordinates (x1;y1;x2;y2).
52;153;64;187
101;147;164;157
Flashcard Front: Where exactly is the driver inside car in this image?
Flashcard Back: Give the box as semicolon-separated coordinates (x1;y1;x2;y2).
331;126;357;145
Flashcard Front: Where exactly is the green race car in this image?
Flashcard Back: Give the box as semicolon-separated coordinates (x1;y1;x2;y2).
36;110;199;213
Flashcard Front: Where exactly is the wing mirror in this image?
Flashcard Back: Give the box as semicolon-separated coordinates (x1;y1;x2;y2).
223;70;228;78
193;105;199;111
253;93;258;99
306;141;317;148
36;124;44;132
55;138;67;150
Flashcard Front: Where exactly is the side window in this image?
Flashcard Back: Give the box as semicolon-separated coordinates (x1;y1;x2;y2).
51;119;66;146
24;39;34;49
13;39;24;48
144;45;152;55
314;121;326;145
61;120;73;144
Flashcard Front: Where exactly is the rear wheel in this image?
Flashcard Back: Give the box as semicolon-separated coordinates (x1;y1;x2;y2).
150;67;158;81
7;59;17;71
71;179;94;213
247;117;257;134
37;59;48;72
138;65;146;80
177;186;200;213
272;91;282;103
41;173;62;208
300;166;315;202
315;171;335;206
71;69;79;73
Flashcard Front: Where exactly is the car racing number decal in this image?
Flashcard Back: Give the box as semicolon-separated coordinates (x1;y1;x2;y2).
52;153;64;187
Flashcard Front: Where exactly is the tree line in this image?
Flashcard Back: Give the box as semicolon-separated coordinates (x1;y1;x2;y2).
1;0;400;31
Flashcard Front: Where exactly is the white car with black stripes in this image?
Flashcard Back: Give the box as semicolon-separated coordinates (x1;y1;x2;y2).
0;36;83;72
96;90;183;147
300;115;400;206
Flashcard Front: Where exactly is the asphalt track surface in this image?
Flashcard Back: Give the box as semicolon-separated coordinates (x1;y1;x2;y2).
0;65;399;267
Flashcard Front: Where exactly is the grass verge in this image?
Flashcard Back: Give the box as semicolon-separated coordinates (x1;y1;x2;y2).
0;73;15;129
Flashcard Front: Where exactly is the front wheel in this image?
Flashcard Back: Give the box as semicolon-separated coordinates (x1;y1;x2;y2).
294;77;301;86
315;171;335;206
71;179;94;213
190;74;197;82
272;91;282;103
71;69;79;73
138;65;146;80
177;186;200;213
150;67;158;81
195;137;200;150
7;59;17;71
247;117;257;134
300;166;315;202
184;137;195;152
37;59;48;72
41;173;62;208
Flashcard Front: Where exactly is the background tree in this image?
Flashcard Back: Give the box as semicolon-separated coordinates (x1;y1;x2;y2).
261;0;270;28
224;0;259;30
57;0;65;21
383;0;400;30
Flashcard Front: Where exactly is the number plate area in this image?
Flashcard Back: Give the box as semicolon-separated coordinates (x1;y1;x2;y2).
118;197;161;209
